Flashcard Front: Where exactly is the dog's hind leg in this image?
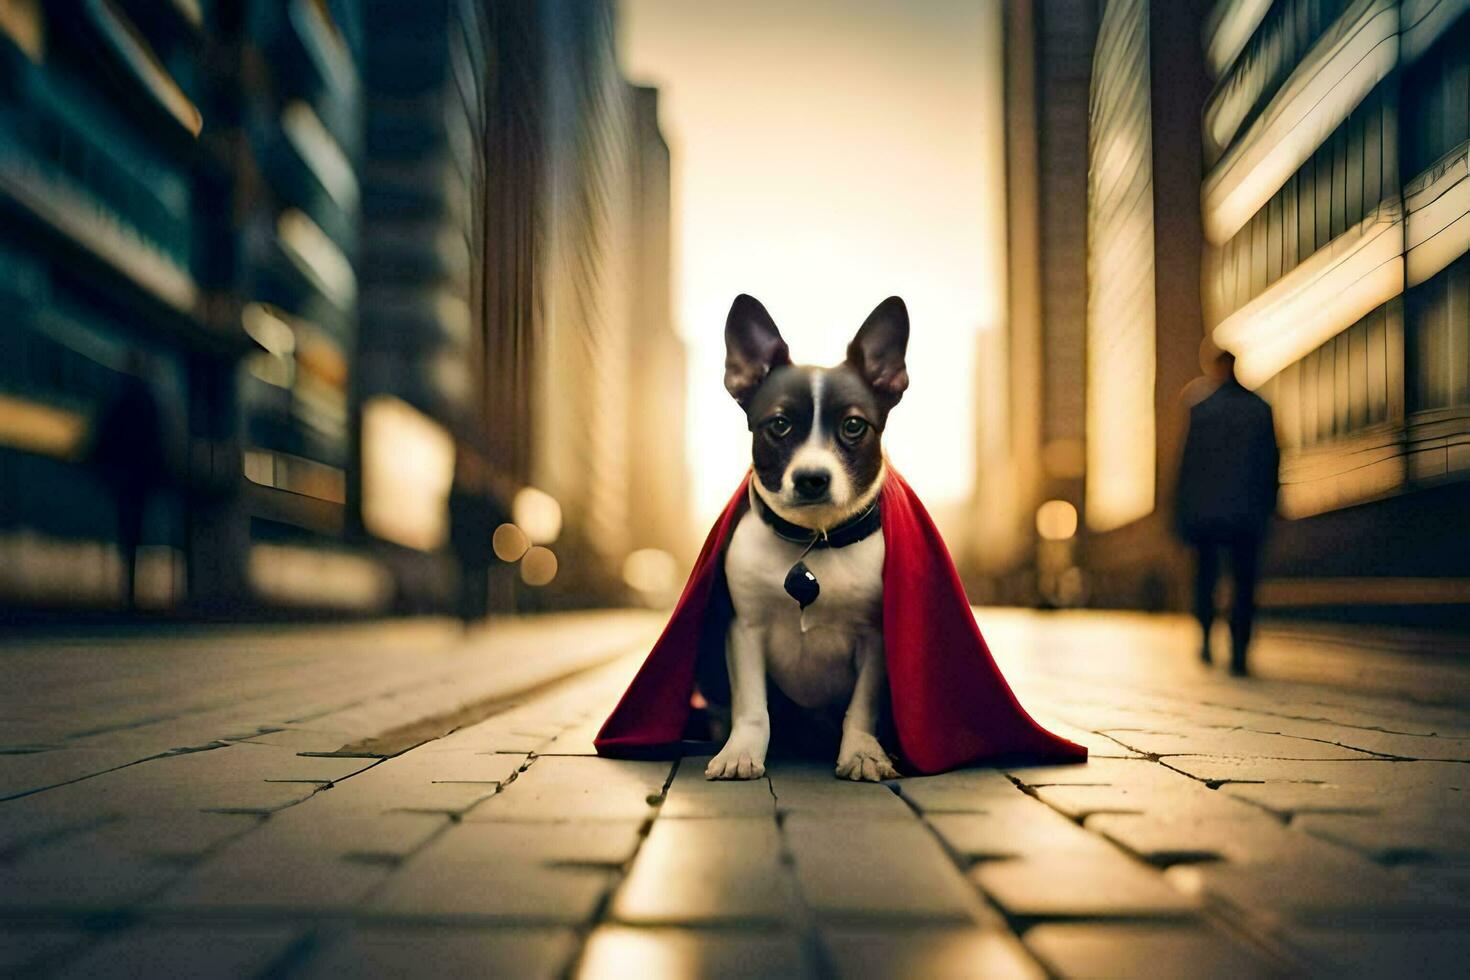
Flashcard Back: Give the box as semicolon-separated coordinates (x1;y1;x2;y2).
704;702;731;745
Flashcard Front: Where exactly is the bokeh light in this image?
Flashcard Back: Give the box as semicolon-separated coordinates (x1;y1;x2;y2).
621;547;678;595
1035;500;1078;541
492;524;530;563
513;487;563;545
360;396;456;552
520;546;559;587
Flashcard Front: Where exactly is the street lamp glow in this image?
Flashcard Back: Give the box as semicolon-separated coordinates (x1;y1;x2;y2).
1035;500;1078;541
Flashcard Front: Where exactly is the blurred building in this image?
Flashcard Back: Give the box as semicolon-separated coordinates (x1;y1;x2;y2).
626;86;695;579
985;0;1470;625
974;0;1099;605
1203;0;1470;624
484;0;689;609
0;1;683;617
232;2;381;612
0;0;376;614
1077;0;1214;612
356;0;489;611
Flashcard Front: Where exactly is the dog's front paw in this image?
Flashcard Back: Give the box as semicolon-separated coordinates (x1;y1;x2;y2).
835;733;899;782
705;739;767;780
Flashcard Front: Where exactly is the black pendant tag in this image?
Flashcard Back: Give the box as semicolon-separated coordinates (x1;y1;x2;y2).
784;560;820;609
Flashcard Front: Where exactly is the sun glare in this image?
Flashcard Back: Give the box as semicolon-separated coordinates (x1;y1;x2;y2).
619;0;1009;533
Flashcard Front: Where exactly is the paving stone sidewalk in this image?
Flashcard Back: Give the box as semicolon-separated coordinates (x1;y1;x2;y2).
1;610;1467;977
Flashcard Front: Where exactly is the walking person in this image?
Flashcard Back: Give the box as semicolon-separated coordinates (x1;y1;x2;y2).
1175;346;1280;676
90;353;167;611
449;448;500;629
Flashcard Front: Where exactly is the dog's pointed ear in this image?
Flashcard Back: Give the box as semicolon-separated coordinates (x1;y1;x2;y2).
846;296;909;412
724;294;789;407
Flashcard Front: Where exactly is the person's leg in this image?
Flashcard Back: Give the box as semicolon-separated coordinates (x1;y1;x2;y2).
1192;541;1219;663
471;563;490;622
458;563;489;628
1228;535;1262;675
117;490;145;612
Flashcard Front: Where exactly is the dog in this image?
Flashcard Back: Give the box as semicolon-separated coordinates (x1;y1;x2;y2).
705;293;909;782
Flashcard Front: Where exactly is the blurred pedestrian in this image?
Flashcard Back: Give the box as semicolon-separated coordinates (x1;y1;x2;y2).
449;448;501;629
90;352;167;611
1175;344;1279;676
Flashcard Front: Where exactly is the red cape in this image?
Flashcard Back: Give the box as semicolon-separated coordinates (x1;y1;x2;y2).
595;470;1086;773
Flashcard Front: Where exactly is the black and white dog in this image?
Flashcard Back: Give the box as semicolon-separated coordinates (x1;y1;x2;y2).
706;294;909;782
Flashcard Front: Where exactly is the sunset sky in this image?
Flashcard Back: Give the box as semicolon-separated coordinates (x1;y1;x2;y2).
618;0;1008;528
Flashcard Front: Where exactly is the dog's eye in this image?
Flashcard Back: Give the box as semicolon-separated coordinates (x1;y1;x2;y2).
767;416;792;438
841;417;869;440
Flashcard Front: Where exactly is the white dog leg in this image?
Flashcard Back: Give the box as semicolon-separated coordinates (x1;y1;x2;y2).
706;623;770;780
836;633;898;781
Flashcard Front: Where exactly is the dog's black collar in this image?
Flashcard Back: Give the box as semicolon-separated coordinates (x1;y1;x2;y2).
749;484;882;610
749;485;882;549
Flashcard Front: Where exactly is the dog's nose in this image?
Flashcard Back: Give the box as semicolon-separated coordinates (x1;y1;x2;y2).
792;468;831;501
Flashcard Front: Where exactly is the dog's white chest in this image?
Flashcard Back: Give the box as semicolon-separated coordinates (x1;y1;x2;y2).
723;510;884;708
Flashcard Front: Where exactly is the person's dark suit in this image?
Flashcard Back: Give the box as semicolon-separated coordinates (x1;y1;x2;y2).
450;482;509;626
1175;378;1280;672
